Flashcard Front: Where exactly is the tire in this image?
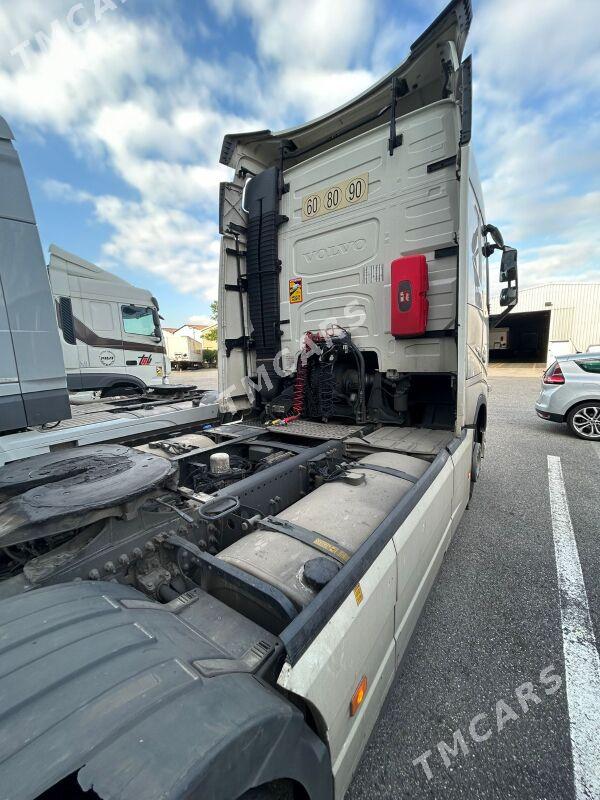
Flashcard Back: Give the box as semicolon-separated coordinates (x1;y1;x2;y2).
566;402;600;440
469;440;482;501
100;385;140;399
238;780;294;800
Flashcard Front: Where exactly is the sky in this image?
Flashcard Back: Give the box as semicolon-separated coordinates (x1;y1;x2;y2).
1;0;598;328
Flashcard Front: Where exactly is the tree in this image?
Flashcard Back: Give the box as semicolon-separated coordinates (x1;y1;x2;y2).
204;300;218;342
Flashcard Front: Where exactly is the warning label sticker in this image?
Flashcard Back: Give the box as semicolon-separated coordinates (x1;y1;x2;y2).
289;278;303;304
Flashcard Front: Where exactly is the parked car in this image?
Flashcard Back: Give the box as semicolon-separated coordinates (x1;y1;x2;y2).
586;344;600;353
536;353;600;439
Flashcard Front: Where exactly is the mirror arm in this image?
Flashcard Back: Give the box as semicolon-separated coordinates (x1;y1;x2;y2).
491;306;513;329
482;223;505;250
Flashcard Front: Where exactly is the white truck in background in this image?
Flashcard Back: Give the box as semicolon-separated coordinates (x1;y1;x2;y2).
0;115;217;458
49;245;171;396
165;330;204;369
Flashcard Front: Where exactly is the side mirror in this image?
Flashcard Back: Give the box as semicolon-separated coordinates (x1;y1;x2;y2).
151;308;162;340
499;286;517;308
500;247;517;283
487;228;519;326
499;247;518;309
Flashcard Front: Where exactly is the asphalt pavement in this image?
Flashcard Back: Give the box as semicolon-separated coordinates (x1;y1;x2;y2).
347;375;600;799
170;367;218;390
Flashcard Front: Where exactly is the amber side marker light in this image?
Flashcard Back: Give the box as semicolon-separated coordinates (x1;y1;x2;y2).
350;676;368;716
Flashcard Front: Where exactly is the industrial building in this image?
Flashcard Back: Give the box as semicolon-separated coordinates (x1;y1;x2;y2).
490;283;600;365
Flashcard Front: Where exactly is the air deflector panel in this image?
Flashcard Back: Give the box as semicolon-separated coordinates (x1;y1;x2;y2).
244;166;284;400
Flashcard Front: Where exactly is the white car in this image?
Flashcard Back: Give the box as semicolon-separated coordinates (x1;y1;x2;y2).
536;353;600;439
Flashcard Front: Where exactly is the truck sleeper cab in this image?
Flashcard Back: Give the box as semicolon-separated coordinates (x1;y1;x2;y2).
49;245;170;396
0;2;519;799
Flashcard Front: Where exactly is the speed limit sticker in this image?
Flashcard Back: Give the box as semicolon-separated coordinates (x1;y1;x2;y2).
301;173;368;221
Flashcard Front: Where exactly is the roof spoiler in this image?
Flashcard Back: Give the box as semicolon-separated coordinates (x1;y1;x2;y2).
220;0;472;170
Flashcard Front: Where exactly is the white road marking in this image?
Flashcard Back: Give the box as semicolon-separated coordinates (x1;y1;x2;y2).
547;455;600;800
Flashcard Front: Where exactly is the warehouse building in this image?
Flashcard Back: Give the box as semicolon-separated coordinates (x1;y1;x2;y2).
490;283;600;365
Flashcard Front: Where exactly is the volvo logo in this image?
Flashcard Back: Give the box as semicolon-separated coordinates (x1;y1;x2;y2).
301;238;366;263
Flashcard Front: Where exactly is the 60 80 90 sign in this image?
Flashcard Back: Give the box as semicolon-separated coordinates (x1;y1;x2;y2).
302;173;368;221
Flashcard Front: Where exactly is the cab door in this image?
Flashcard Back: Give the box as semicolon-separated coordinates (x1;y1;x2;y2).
82;299;126;384
466;186;487;380
120;304;165;387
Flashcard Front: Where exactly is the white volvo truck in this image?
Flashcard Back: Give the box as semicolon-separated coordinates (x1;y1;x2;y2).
0;2;518;798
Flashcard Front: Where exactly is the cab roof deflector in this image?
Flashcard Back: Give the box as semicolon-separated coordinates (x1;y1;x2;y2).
220;0;471;170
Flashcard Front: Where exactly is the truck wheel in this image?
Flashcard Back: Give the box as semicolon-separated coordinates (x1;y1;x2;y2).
100;385;139;399
238;780;293;799
469;440;482;501
567;402;600;440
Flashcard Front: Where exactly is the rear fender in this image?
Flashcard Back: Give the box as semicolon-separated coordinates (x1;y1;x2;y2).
0;581;333;800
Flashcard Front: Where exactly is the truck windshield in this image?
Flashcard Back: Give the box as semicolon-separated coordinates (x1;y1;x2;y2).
122;305;155;336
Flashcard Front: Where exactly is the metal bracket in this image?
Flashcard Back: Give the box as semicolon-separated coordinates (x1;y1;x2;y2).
193;639;276;678
388;76;408;156
427;155;457;173
259;515;353;565
434;245;459;259
225;335;254;357
345;463;419;483
225;277;248;293
227;222;247;236
121;588;203;615
225;247;246;258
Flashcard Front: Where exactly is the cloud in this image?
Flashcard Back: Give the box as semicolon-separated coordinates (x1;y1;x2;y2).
275;67;375;121
4;0;600;312
186;315;213;326
4;0;382;308
472;0;600;286
44;179;221;301
513;239;600;287
211;0;375;68
473;0;600;101
208;0;379;121
1;5;262;304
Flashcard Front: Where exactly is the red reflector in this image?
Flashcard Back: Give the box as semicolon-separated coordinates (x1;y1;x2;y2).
543;362;565;384
390;255;429;337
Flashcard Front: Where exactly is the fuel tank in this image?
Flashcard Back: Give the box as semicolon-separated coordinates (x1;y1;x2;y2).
218;451;428;608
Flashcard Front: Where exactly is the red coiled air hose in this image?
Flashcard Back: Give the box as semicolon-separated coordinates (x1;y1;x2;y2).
281;331;318;423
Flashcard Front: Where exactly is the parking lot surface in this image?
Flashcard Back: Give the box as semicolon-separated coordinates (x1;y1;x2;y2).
348;375;600;799
170;367;218;390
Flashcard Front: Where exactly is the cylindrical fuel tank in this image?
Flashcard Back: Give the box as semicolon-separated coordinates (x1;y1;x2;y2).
217;451;428;608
